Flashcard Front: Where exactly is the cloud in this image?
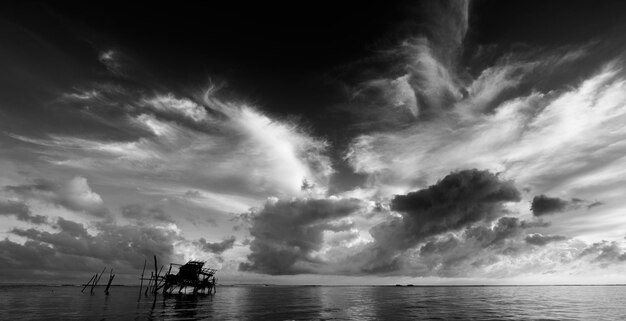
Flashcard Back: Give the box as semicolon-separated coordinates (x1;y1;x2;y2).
98;49;124;75
345;1;469;128
8;217;183;269
525;233;568;246
413;217;533;277
120;203;173;222
0;216;186;282
531;195;601;216
8;89;333;199
239;197;364;275
344;56;626;232
578;241;626;264
380;169;519;249
195;236;236;254
5;176;108;217
0;199;47;224
344;169;520;274
530;195;570;216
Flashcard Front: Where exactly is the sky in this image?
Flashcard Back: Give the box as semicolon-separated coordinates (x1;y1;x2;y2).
2;0;626;285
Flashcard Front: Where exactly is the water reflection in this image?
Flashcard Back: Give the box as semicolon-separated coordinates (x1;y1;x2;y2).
1;285;626;320
236;286;324;320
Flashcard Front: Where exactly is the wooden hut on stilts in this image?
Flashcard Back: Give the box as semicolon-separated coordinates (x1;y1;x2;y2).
139;256;218;296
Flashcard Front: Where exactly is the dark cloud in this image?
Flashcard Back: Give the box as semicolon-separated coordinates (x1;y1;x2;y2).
348;169;521;274
239;198;363;275
5;177;109;217
0;199;47;224
386;169;520;249
195;236;236;254
120;204;173;223
525;233;568;246
531;195;569;216
531;194;601;216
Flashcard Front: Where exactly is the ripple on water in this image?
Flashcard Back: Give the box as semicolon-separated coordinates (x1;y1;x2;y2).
0;285;625;320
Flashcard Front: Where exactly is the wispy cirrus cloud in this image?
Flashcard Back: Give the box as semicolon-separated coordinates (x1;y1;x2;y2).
6;87;333;201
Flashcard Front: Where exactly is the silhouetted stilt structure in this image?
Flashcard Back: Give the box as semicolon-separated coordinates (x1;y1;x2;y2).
139;256;218;296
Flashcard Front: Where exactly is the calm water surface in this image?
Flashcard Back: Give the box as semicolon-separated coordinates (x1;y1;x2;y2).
0;285;625;320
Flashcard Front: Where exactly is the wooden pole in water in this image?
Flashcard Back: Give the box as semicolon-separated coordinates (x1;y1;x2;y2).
145;272;153;296
81;274;96;293
105;269;115;295
153;255;157;280
139;258;146;298
151;255;158;295
91;267;106;294
162;264;172;294
153;264;164;294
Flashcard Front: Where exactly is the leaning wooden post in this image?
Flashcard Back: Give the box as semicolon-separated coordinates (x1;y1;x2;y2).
105;269;115;295
139;258;147;298
81;274;96;293
153;265;164;294
162;264;172;294
153;256;158;280
145;272;153;296
91;267;106;294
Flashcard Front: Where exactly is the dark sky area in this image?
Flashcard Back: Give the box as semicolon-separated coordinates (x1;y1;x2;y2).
4;0;626;123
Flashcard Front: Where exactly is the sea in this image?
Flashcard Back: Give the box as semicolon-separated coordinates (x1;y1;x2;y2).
0;284;625;320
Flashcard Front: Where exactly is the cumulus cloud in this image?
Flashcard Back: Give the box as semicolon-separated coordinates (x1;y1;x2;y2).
0;199;47;224
347;169;521;274
239;197;364;275
377;169;519;250
5;177;108;217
